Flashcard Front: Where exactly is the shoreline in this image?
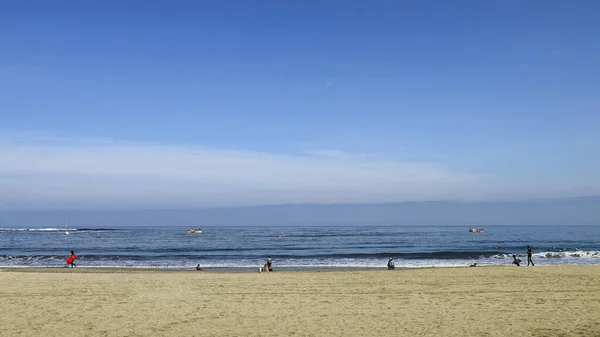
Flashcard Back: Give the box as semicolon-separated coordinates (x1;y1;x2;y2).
0;263;584;274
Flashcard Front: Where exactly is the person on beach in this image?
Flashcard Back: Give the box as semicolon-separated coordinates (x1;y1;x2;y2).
527;246;535;266
387;257;395;270
66;250;77;267
512;254;521;266
265;256;273;272
196;264;202;271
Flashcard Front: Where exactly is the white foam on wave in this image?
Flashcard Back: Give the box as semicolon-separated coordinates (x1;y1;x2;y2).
490;250;600;259
537;251;600;259
2;250;600;269
0;228;76;232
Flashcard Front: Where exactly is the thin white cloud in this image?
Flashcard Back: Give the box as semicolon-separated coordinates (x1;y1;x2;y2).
0;132;598;209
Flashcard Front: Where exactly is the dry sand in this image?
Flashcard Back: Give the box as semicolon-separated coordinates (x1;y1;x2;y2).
1;265;600;337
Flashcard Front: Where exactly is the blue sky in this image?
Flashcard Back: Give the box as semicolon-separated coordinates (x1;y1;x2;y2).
1;1;599;210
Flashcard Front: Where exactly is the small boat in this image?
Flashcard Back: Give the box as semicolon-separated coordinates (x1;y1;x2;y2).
469;228;484;233
187;229;203;234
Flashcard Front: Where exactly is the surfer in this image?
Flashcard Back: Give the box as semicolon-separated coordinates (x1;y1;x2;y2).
387;257;395;270
66;250;77;268
527;246;535;266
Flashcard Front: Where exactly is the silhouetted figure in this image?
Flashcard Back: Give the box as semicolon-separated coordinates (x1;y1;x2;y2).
527;247;535;266
387;257;395;270
512;255;521;266
196;264;202;271
66;250;77;267
266;256;273;271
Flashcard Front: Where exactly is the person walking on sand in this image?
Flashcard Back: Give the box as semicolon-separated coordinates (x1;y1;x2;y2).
66;250;77;268
266;256;273;272
527;246;535;266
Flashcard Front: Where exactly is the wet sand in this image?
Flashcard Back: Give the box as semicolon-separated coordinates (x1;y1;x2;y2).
1;265;599;336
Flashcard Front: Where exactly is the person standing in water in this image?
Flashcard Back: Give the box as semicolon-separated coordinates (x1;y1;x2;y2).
527;246;535;266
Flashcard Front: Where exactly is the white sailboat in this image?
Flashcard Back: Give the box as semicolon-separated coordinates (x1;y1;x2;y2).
64;221;70;235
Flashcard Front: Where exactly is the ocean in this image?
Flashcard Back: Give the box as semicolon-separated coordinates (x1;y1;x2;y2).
1;225;599;270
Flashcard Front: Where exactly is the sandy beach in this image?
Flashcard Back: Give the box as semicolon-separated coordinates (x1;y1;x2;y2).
1;265;599;337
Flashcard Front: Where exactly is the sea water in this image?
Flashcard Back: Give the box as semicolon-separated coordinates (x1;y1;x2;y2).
1;226;599;270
